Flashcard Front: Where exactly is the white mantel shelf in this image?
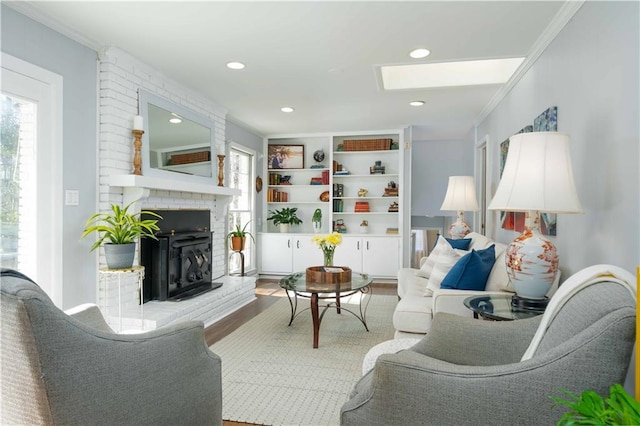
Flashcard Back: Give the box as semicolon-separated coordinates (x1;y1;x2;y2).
109;174;240;208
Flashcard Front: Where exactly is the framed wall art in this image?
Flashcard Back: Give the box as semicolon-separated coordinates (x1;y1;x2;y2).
267;144;304;169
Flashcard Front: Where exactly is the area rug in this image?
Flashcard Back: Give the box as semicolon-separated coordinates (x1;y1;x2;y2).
210;293;397;425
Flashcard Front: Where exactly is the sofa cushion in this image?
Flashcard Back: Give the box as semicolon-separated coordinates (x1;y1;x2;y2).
440;245;496;291
467;232;493;251
425;246;464;295
486;243;514;293
392;296;433;334
397;267;428;299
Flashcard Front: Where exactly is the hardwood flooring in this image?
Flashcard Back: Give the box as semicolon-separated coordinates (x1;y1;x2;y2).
205;277;397;425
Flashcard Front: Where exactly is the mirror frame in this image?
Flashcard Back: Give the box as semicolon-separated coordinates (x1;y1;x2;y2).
138;89;217;185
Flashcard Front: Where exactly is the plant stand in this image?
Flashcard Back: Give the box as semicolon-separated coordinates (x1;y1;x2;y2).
229;249;245;277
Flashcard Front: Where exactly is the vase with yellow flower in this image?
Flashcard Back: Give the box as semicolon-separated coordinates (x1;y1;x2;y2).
311;232;343;266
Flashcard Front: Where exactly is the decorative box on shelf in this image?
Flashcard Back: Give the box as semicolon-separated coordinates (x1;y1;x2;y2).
306;266;352;284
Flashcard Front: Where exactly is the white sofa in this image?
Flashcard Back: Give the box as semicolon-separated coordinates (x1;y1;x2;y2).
393;232;558;338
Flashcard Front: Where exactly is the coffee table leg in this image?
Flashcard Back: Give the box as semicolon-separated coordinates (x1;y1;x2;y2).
311;292;320;348
336;295;341;314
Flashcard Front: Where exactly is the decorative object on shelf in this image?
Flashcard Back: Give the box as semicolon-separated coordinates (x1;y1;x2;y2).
488;132;582;301
268;144;304;169
334;219;347;234
360;220;369;233
255;176;263;193
313;149;325;163
343;138;392;151
440;176;479;239
226;221;255;252
311;232;343;266
319;191;330;202
383;181;398;197
132;115;144;175
369;160;386;174
388;202;399;212
312;208;322;233
217;154;225;186
82;202;161;269
357;188;368;197
267;207;303;233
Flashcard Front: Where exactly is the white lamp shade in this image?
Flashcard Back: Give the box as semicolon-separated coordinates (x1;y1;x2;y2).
440;176;479;211
488;132;583;213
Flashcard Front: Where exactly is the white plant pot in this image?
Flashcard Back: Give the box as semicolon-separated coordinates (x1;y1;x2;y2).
279;223;290;233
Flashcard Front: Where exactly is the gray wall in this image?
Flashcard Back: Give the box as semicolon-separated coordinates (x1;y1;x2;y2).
477;1;639;277
2;5;98;308
411;138;475;228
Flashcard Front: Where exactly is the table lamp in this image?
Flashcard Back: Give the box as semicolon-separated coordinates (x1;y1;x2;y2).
488;132;582;302
440;176;479;239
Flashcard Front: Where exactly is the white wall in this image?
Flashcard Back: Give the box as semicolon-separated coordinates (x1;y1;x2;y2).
477;1;639;278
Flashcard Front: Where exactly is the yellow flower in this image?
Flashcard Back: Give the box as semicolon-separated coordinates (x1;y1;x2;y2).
311;232;342;249
325;232;342;246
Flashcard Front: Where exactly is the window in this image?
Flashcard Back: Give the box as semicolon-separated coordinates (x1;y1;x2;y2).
227;144;255;274
1;53;63;306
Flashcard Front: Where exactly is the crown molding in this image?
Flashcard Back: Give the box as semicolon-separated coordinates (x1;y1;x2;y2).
4;2;103;51
474;0;585;127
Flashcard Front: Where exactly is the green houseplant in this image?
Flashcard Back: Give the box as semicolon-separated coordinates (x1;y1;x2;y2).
82;203;162;269
267;207;303;233
552;384;640;425
226;221;255;251
312;208;322;233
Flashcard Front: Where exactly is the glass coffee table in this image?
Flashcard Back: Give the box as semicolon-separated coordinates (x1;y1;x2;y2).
463;294;547;321
280;271;373;348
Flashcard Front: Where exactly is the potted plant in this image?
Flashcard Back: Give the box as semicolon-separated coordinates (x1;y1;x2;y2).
267;207;303;233
552;384;640;425
312;208;322;233
227;221;255;252
82;203;162;269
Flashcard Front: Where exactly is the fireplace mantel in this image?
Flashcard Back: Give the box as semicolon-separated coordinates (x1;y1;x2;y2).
109;174;240;212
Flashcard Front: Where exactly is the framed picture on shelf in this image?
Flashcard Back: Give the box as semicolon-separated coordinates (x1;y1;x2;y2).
268;144;304;169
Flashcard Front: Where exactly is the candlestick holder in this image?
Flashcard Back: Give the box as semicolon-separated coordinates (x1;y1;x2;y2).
132;130;144;175
217;155;225;186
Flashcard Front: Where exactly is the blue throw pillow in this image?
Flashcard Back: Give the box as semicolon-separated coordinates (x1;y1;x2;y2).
445;237;472;250
440;244;496;291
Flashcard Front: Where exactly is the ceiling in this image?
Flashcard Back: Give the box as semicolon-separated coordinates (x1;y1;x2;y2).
11;1;566;139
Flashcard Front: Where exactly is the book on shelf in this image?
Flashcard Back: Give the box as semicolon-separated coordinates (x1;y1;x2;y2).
354;201;370;212
333;199;344;212
321;170;330;185
332;183;344;197
310;177;323;185
267;189;289;202
386;227;399;235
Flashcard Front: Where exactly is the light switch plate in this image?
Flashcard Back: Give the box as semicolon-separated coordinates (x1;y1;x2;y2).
65;190;79;206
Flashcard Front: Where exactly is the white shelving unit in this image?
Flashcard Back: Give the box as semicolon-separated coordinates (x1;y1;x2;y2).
260;130;405;278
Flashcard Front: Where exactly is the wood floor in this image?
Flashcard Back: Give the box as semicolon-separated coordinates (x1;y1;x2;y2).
205;277;397;425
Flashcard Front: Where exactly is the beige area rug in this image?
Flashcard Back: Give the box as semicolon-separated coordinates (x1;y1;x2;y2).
210;293;397;425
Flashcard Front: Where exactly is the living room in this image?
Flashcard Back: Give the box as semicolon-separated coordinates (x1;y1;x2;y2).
1;1;639;425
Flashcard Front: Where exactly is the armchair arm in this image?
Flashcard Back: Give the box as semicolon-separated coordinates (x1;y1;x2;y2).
65;303;113;332
36;316;222;426
432;288;512;317
411;313;541;365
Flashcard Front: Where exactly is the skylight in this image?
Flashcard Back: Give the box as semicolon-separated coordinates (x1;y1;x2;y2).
381;57;525;90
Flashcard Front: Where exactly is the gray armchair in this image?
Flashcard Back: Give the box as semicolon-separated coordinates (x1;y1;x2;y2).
1;269;222;425
341;266;636;426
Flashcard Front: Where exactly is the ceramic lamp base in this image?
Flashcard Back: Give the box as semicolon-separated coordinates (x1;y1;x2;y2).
448;219;471;240
506;213;558;299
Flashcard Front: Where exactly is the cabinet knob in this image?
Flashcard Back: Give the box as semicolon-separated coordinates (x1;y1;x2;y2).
357;241;360;250
296;240;300;249
366;241;369;250
288;239;291;248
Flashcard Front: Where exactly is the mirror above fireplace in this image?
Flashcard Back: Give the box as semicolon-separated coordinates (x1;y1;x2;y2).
138;89;216;183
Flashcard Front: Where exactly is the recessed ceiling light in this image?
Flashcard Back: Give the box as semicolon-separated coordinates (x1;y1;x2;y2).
281;107;294;113
226;61;245;70
409;48;430;59
409;101;425;107
169;113;182;124
381;57;525;90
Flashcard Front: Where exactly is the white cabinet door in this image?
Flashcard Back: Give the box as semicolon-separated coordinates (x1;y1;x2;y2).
259;234;293;274
292;235;324;271
333;235;364;273
363;236;400;278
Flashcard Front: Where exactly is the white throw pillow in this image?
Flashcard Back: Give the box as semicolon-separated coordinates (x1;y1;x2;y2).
417;236;465;296
416;235;451;279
